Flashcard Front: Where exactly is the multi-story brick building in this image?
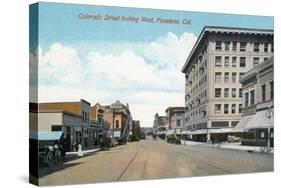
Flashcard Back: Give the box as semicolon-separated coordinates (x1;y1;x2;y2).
103;100;132;141
181;26;273;142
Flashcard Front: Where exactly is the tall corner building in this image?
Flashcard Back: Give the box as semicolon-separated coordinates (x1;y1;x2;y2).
181;26;273;142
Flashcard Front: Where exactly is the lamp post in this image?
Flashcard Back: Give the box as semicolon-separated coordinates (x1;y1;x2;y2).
265;108;273;152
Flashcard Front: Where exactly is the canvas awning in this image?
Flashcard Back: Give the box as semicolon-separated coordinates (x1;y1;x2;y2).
29;131;63;141
208;128;236;134
234;114;255;132
244;110;274;130
188;129;207;135
181;130;188;134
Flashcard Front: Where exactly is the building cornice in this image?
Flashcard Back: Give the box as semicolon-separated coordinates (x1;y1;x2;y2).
181;26;274;73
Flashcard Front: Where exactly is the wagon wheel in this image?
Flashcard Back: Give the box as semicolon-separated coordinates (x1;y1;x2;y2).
55;150;62;165
46;151;55;168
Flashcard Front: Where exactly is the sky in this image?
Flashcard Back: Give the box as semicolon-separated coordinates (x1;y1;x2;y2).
30;2;273;127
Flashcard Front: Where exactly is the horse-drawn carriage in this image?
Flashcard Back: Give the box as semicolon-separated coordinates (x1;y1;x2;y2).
30;131;65;168
166;129;181;144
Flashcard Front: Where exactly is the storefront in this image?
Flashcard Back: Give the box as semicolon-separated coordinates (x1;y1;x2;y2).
240;109;274;147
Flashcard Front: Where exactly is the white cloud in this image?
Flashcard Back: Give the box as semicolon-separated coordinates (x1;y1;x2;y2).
35;32;197;126
143;32;197;70
85;49;160;91
38;43;83;86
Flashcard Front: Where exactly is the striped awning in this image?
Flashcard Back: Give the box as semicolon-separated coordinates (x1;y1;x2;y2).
29;131;63;141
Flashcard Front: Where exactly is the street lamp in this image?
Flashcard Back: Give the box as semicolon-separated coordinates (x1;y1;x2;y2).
265;108;273;152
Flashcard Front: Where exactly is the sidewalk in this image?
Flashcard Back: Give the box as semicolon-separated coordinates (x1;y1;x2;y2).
181;140;274;153
65;146;101;159
218;142;274;153
181;140;207;146
66;148;101;155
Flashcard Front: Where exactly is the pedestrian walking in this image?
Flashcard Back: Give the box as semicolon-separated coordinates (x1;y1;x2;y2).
99;137;104;149
153;134;157;141
77;143;83;157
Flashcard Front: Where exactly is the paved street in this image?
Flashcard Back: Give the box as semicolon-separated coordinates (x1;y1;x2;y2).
39;137;273;186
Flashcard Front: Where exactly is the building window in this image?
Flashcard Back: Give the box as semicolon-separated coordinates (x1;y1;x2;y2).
224;72;230;83
215;88;221;98
270;81;273;100
215;72;222;83
215;104;222;114
264;57;268;62
82;110;85;123
253;57;259;66
264;43;269;52
271;43;274;52
239;72;245;80
177;120;181;127
262;84;266;102
240;42;246;52
224;88;229;98
224;56;230;67
232;57;237;67
239;104;242;113
116;120;119;128
240;57;246;67
250;90;255;106
232;72;237;83
52;125;62;131
224;104;229;114
216;41;222;51
239;88;242;98
231;104;236;114
225;41;230;51
254;42;260;52
245;92;249;107
232;41;237;51
215;56;222;66
232;88;236;98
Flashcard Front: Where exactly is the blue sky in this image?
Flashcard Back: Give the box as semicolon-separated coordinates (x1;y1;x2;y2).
30;2;273;127
32;2;274;51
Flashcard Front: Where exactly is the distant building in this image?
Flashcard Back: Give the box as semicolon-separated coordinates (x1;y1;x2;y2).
142;127;153;135
103;100;132;141
153;113;168;139
165;107;185;135
235;57;274;147
90;103;110;144
181;26;273;142
91;103;104;123
132;120;141;140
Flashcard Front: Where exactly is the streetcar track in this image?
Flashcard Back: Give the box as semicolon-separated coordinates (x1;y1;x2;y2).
178;151;232;174
116;142;140;181
141;143;149;178
118;140;231;181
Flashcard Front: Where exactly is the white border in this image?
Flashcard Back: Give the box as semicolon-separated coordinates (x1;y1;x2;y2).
0;0;279;188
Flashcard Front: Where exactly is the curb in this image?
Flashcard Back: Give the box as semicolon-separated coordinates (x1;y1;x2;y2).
191;143;274;154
